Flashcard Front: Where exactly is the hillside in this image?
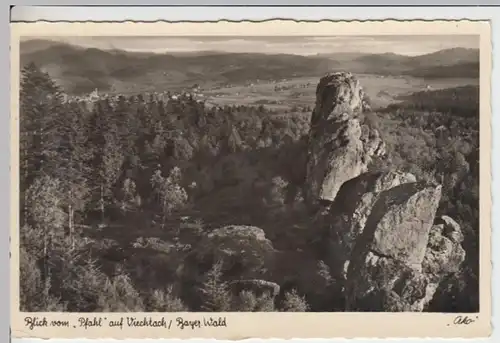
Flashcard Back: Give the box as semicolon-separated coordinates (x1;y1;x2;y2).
20;40;333;94
20;39;479;95
326;48;479;77
19;64;480;313
409;47;479;67
405;62;480;79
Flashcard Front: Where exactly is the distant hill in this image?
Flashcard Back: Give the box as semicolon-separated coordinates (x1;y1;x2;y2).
409;47;479;67
326;47;479;78
19;39;480;95
406;62;480;79
20;40;335;94
19;39;74;54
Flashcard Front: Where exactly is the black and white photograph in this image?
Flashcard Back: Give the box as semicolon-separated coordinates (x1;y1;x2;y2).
17;31;482;315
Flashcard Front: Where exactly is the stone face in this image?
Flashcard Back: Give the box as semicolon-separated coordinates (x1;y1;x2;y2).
305;118;366;204
304;72;386;205
343;182;444;311
338;171;418;236
340;187;466;311
322;171;418;279
369;183;442;265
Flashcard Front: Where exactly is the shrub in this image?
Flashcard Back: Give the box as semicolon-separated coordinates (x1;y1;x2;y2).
19;247;66;311
146;286;188;312
234;290;276;312
281;289;309;312
97;272;145;312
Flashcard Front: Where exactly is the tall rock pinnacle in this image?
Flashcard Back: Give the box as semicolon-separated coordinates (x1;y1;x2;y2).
304;72;385;206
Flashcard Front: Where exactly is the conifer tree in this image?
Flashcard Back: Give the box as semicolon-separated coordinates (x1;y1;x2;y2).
199;260;231;312
20;63;64;192
86;101;123;222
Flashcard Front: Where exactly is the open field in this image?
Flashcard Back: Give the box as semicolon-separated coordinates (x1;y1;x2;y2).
200;74;479;111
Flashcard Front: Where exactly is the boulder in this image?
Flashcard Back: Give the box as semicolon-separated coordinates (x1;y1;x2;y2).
197;225;276;278
437;215;464;244
367;183;442;265
230;279;281;298
323;171;418;280
340;180;466;311
343;182;443;311
345;254;432;312
304;72;385;205
422;223;466;280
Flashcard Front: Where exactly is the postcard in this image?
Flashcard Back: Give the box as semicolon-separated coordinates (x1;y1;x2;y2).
10;19;492;339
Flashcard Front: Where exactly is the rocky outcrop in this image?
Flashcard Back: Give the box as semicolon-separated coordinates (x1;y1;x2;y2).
304;72;385;205
230;279;280;298
422;217;466;282
343;181;444;311
343;214;466;312
304;72;467;312
317;169;466;312
198;72;467;313
197;225;276;279
322;171;419;280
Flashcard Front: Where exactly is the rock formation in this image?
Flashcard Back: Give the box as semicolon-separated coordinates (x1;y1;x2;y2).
199;72;467;313
322;171;419;280
304;72;466;312
230;279;281;298
198;225;276;279
304;72;386;206
422;216;466;291
343;181;444;311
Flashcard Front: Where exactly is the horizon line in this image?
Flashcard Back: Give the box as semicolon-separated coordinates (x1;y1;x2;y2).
20;37;480;57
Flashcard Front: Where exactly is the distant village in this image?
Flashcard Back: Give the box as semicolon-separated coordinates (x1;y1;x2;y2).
62;84;209;108
61;79;317;113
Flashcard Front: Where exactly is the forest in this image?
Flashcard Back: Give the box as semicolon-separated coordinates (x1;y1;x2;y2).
19;62;479;313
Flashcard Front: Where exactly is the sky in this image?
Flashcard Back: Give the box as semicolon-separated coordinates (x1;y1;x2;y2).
25;35;479;56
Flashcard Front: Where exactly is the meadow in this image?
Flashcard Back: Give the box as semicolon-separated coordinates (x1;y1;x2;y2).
200;74;479;111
